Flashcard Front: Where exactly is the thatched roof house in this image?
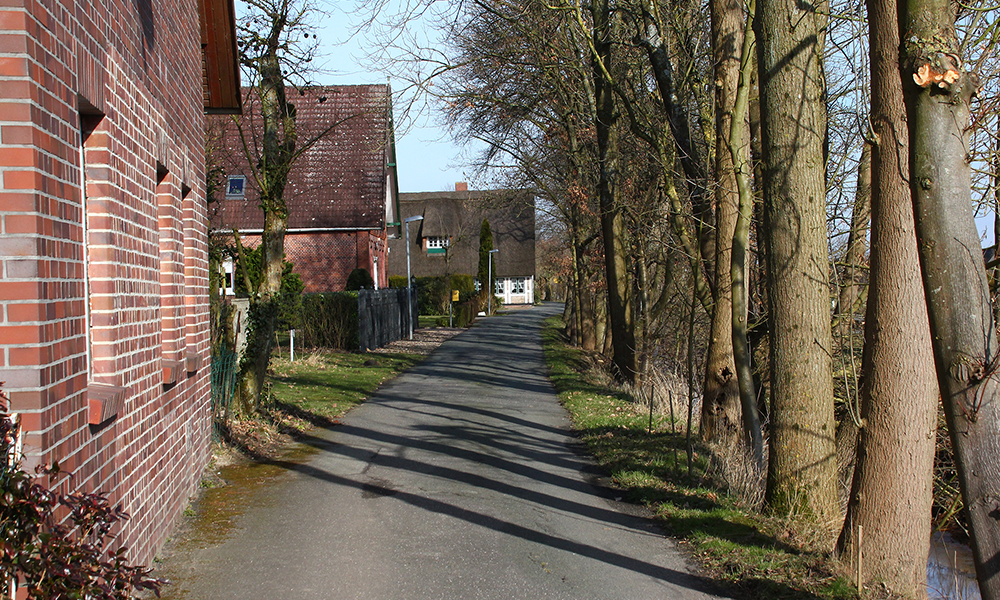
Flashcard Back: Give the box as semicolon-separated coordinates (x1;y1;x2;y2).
387;187;536;304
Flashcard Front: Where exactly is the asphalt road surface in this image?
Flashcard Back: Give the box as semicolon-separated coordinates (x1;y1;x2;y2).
155;303;723;600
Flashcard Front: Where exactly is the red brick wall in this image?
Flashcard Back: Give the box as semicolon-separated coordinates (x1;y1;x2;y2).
0;0;212;567
246;230;390;293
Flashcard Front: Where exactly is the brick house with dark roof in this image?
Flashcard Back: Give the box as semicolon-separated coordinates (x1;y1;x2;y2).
0;0;239;567
208;85;400;292
388;187;536;305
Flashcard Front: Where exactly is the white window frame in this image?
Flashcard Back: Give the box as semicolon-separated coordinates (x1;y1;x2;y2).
226;175;247;198
426;236;449;249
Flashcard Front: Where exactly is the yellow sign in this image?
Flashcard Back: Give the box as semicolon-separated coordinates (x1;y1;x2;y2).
452;290;460;302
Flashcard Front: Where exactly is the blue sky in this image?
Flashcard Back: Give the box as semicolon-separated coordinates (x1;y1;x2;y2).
294;2;477;194
234;1;477;193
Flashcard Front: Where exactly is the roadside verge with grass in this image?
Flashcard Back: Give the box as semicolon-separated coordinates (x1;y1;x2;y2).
541;316;855;600
216;350;424;460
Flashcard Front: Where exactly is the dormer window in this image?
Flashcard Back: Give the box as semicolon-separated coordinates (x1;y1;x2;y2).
426;236;449;254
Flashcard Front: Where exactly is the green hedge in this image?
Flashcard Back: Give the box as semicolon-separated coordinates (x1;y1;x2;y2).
345;268;374;291
454;300;478;327
299;292;359;349
414;274;477;315
430;300;478;328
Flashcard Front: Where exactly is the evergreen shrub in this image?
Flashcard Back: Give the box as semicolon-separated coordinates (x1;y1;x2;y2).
299;292;359;349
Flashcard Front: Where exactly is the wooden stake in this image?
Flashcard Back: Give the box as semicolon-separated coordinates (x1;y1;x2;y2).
668;389;678;472
648;382;655;433
857;523;863;594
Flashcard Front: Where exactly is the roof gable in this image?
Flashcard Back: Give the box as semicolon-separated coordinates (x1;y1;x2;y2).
208;85;394;231
396;190;536;276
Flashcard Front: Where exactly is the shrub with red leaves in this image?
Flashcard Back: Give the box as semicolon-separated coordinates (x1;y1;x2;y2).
1;383;165;598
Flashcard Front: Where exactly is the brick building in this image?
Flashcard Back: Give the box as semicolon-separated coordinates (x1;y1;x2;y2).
388;187;536;305
209;85;401;293
0;0;239;567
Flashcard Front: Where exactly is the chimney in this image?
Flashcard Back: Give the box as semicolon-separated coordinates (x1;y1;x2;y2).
455;181;468;192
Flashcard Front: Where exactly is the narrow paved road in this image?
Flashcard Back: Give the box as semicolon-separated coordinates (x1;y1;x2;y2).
156;304;723;600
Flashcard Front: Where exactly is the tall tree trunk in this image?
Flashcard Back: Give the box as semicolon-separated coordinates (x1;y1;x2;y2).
591;0;636;383
569;238;583;346
755;0;839;535
637;245;651;380
637;0;715;291
581;277;599;351
834;143;872;340
728;0;764;475
992;135;1000;327
236;45;296;414
701;0;744;446
836;0;938;592
900;0;1000;594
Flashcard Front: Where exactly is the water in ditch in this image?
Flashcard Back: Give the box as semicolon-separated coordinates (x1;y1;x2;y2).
927;532;980;600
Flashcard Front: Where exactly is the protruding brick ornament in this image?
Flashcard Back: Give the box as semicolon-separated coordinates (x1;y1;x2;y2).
162;359;185;387
87;383;126;425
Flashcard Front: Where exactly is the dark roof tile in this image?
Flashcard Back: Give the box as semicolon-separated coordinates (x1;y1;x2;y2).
208;85;392;230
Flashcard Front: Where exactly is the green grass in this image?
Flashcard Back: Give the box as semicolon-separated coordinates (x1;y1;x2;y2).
541;316;856;600
268;351;423;423
418;315;457;328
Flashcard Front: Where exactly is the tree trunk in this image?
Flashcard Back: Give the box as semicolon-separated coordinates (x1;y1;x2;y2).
591;0;636;383
570;218;585;347
700;0;743;446
755;0;839;535
581;278;599;351
563;291;577;343
236;46;296;414
900;0;1000;594
727;0;764;475
993;147;1000;327
834;142;872;340
638;0;714;291
836;0;938;592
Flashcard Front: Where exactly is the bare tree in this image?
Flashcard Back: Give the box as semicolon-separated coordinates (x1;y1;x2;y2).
230;0;354;413
836;0;939;592
900;0;1000;594
725;0;763;477
755;0;839;537
699;0;743;447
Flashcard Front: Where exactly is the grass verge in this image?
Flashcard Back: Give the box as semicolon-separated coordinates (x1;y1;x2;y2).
269;350;423;423
541;316;855;600
216;350;423;459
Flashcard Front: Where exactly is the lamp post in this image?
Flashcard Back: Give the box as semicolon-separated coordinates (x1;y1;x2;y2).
487;248;499;315
404;215;424;339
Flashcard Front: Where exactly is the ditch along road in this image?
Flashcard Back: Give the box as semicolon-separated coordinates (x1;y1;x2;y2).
153;303;724;600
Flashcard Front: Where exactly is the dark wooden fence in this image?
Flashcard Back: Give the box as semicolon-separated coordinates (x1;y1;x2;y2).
358;287;418;351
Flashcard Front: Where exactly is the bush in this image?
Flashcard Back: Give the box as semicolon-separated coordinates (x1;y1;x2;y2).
430;300;478;328
229;243;303;330
414;274;477;315
1;386;164;599
345;268;374;291
415;276;449;315
388;275;408;289
453;300;478;327
451;274;476;296
299;292;359;349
